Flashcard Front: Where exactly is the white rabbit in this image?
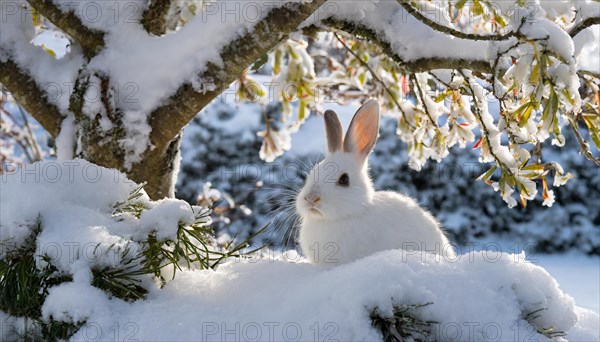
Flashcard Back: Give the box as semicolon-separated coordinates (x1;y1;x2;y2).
296;100;455;264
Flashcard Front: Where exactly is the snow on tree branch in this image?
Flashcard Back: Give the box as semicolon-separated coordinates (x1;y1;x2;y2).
326;1;493;67
568;0;600;37
569;16;600;37
266;0;599;207
147;0;328;148
396;1;521;42
1;1;85;138
323;18;495;74
27;0;105;58
140;0;173;36
0;59;63;137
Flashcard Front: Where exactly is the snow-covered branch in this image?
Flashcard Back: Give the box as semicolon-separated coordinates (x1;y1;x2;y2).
1;0;85;129
569;16;600;37
26;0;105;58
396;1;520;41
141;0;173;36
148;0;327;148
569;1;600;37
323;18;494;73
0;59;63;137
320;1;498;74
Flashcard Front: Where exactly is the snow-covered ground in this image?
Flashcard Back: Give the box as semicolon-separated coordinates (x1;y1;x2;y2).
63;253;600;342
1;161;599;341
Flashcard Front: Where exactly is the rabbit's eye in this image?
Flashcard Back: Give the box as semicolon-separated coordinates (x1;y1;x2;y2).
337;173;349;187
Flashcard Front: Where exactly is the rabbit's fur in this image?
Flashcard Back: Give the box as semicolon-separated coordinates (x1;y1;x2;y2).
296;100;455;264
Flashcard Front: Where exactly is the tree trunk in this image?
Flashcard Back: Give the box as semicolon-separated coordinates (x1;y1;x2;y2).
4;0;327;201
70;74;179;199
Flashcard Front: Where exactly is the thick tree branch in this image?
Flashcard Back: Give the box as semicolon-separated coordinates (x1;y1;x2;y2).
0;59;62;137
141;0;172;36
148;0;327;147
323;18;494;74
569;16;600;37
27;0;105;58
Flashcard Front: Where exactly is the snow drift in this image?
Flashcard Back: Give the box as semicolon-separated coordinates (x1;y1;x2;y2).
1;160;598;341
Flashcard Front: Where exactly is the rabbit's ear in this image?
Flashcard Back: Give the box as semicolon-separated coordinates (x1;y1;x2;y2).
324;110;344;153
344;99;380;160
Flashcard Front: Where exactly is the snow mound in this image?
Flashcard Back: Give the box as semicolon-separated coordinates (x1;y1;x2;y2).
1;160;139;258
1;160;598;341
67;252;597;341
0;160;205;274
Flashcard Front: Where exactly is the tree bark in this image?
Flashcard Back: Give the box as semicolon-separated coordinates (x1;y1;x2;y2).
0;59;63;138
65;0;327;200
136;0;327;199
141;0;173;36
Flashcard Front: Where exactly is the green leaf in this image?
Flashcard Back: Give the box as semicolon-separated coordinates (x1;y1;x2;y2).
506;172;516;188
455;0;468;9
188;3;197;15
41;44;56;58
273;49;282;75
539;54;548;77
521;163;544;171
541;87;559;129
251;53;268;72
583;116;600;150
529;62;540;84
31;8;41;27
518;101;535;127
472;0;484;16
495;14;507;27
477;165;497;182
298;100;307;122
434;90;451;103
358;72;366;85
562;89;575;106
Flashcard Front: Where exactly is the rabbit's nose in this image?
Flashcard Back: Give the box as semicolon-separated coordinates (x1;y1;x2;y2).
304;195;321;204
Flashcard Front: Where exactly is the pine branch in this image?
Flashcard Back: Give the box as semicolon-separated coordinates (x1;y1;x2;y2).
26;0;105;58
0;58;63;137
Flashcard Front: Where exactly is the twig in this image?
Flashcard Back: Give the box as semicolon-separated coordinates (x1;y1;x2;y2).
333;32;414;129
569;16;600;37
568;112;600;166
18;105;43;161
411;75;440;130
397;1;523;41
323;19;494;74
459;70;515;177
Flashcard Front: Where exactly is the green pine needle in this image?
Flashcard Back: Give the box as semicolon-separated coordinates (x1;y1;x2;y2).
370;302;436;342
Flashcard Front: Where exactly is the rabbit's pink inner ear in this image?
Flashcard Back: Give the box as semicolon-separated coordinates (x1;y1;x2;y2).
324;110;344;153
344;99;380;159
